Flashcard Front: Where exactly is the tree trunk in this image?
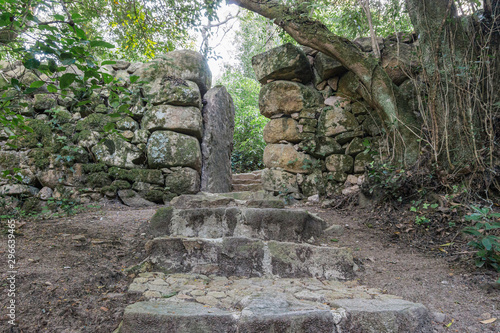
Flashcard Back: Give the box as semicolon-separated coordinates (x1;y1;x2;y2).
228;0;421;165
405;0;499;172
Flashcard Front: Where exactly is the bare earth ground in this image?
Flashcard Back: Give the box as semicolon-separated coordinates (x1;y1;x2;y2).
0;202;498;333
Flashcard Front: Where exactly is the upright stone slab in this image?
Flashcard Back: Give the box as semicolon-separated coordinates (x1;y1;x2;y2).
201;86;235;193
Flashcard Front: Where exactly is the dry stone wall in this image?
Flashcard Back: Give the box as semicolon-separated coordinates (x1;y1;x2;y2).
0;50;234;212
254;35;418;199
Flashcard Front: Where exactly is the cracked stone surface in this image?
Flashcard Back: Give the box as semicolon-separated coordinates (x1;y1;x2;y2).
122;273;431;333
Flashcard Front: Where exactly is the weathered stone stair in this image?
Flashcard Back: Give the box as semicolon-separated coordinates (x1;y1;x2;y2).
232;170;263;192
117;193;432;332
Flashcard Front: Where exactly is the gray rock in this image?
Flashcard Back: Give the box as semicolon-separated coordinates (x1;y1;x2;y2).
121;301;237;333
354;37;384;52
259;81;321;119
252;43;313;84
111;60;131;70
263;144;317;174
142;78;201;108
169;193;236;209
0;184;38;196
314;52;347;81
333;298;432;333
201;86;235;193
116;117;139;131
148;207;326;243
145;236;355;280
92;133;145;169
135;50;212;95
317;107;359;137
263;118;303;144
142;105;203;139
36;187;53;200
118;189;156;207
164;167;200;195
261;168;299;194
147;131;201;171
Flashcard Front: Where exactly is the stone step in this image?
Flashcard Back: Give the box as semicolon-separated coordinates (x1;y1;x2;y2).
232;171;263;182
149;207;325;242
145;237;357;280
232;183;263;192
120;273;432;333
219;190;272;201
231;177;262;185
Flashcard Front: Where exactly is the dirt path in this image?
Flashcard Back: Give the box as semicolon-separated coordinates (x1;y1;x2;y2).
0;203;498;332
308;206;500;333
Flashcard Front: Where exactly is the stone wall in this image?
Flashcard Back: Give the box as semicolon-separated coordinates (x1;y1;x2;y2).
0;50;234;211
254;35;418;199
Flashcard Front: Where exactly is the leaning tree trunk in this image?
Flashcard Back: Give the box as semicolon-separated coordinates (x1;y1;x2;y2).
228;0;422;165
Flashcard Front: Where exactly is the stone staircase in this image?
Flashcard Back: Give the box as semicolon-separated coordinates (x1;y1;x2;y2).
117;193;432;333
231;170;263;192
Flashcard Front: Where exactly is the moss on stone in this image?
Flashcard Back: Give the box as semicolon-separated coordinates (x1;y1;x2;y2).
75;113;112;132
143;190;164;203
111;180;131;190
59;123;76;137
82;163;108;174
22;197;43;213
108;167;164;185
28;148;51;169
86;172;112;188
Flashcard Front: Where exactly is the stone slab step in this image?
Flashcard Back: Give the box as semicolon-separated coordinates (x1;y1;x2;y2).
121;273;432;333
219;190;273;201
149;207;325;242
145;236;356;280
231;178;263;185
169;193;285;210
232;171;263;182
232;183;263;192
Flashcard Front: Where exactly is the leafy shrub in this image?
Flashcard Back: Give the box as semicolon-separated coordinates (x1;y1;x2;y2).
462;205;500;278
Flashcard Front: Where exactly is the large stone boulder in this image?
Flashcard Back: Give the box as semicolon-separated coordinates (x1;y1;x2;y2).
381;42;419;85
337;71;361;99
298;137;344;158
141;105;203;139
325;154;354;173
142;77;202;108
118;189;156;207
252;43;313;84
263;144;317;174
263;118;303;144
201;86;235;193
317;107;359;137
259;81;321;118
147;131;202;171
135;50;212;95
261;168;299;194
314;52;347;81
91;133;145;169
164;167;200;195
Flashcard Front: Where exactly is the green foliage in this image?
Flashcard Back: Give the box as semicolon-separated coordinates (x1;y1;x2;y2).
217;68;268;173
462;206;500;278
364;161;407;201
409;200;439;225
312;0;413;39
234;10;284;79
64;0;221;60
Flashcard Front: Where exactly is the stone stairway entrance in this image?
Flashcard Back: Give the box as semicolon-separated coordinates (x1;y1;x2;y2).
117;193;432;332
231;170;264;192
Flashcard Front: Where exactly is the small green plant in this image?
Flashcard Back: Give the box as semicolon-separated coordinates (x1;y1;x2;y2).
364;161;407;201
462;205;500;279
409;200;438;225
46;197;82;216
